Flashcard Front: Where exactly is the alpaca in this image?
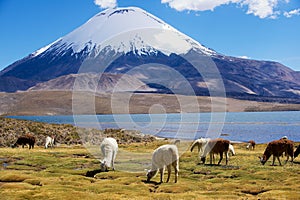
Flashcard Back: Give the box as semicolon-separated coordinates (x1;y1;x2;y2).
45;135;55;149
190;138;210;154
100;137;118;171
294;145;300;159
259;139;294;165
246;140;256;150
229;144;236;156
200;138;230;165
12;133;36;149
147;144;179;183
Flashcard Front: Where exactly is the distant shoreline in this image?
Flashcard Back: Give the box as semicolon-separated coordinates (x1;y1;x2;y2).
1;91;300;116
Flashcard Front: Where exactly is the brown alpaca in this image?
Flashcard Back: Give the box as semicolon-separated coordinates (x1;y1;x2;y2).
12;133;36;149
259;139;294;165
200;138;230;165
246;140;256;150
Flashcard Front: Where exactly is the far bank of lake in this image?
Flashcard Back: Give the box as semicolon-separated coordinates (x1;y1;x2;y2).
8;111;300;144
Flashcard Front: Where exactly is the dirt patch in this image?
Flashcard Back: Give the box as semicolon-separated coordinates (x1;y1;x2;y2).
73;153;90;158
193;170;211;175
86;169;102;177
149;185;160;193
221;165;240;170
241;189;270;195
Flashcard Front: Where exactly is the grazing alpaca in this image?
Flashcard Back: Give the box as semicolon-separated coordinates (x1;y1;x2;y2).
190;138;210;154
229;144;236;156
246;140;256;150
147;144;179;183
12;133;36;149
294;146;300;159
200;138;230;165
45;135;55;149
259;139;294;165
100;137;118;171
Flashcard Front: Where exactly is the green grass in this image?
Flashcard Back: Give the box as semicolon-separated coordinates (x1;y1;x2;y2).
1;142;300;199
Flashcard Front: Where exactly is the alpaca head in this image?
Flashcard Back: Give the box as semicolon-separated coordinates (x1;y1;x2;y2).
100;160;108;172
146;169;157;182
259;155;267;165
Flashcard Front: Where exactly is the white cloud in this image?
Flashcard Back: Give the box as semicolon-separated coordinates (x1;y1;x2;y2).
93;0;300;19
283;8;300;18
242;0;280;19
94;0;117;9
161;0;293;19
161;0;240;12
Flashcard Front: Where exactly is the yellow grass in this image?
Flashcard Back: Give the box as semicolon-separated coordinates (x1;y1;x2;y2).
1;142;300;199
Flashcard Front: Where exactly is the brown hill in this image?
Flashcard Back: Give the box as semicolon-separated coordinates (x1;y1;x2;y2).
28;73;155;93
1;91;300;116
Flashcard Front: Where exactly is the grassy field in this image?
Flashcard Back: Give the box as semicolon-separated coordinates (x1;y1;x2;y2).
1;141;300;200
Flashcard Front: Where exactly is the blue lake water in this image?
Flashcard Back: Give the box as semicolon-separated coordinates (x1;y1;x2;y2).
8;111;300;143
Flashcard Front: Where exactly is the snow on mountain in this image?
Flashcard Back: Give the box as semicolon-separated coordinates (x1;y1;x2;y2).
31;38;62;57
32;7;216;58
1;6;300;102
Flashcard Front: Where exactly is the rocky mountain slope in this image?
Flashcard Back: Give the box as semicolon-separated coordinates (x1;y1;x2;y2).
0;7;299;102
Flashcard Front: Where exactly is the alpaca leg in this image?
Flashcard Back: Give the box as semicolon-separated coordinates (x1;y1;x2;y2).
166;165;171;183
225;152;228;165
159;168;164;183
285;154;289;164
172;161;178;183
209;153;213;165
112;153;115;171
271;156;276;165
218;153;223;165
277;156;282;166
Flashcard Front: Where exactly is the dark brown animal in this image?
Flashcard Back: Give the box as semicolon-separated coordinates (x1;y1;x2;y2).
259;139;294;165
294;146;300;159
246;140;256;150
200;138;230;165
12;134;36;149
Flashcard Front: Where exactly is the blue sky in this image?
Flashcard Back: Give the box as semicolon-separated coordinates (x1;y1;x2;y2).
0;0;300;71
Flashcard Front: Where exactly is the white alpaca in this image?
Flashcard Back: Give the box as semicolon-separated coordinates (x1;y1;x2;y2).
229;144;236;156
147;144;179;183
45;136;55;149
100;137;118;172
190;138;211;154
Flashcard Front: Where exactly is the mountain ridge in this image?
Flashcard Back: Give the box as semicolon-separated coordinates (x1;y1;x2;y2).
1;6;300;103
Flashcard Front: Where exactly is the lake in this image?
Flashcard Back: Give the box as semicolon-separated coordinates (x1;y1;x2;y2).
8;111;300;143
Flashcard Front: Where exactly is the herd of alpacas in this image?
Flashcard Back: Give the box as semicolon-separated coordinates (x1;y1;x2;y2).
12;133;300;183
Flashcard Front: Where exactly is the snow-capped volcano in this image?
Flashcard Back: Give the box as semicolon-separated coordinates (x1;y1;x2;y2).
1;7;300;102
33;7;215;57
